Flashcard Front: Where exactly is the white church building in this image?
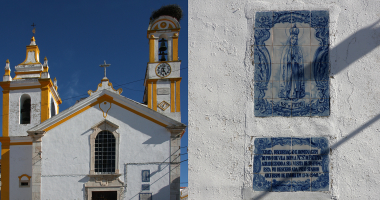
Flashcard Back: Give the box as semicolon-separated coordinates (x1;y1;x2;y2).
0;15;185;200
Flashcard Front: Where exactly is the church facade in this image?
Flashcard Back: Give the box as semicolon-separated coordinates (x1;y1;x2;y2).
0;15;185;200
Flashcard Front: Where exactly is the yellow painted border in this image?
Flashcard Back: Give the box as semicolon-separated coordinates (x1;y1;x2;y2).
2;90;9;137
176;79;181;112
18;174;31;181
112;100;166;127
15;71;42;75
150;18;179;30
1;137;10;200
171;81;175;112
149;35;155;62
153;81;157;111
147;82;152;109
40;86;50;122
20;44;41;65
172;35;179;61
44;94;167;132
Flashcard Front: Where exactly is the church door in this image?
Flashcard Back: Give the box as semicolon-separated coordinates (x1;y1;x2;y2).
92;191;117;200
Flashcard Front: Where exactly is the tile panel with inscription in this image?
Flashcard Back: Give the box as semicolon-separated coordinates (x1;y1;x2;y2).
253;137;329;192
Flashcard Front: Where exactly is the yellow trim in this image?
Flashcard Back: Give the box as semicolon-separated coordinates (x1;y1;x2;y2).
43;66;49;72
112;100;166;127
171;81;175;112
150;18;178;30
99;102;112;118
3;90;9;137
44;104;94;132
20;44;41;65
10;142;33;146
18;174;31;181
172;34;179;61
148;82;152;109
5;85;41;90
15;71;42;75
1;137;10;200
44;94;167;132
147;28;181;35
149;35;155;62
176;79;181;112
41;86;50;122
148;60;182;64
4;70;10;76
153;81;157;111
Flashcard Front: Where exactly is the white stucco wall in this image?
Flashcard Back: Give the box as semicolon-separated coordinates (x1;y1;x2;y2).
9;88;41;136
125;163;170;200
9;145;33;200
189;0;380;199
41;104;171;199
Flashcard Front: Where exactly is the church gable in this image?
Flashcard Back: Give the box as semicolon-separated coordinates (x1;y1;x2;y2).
28;83;185;135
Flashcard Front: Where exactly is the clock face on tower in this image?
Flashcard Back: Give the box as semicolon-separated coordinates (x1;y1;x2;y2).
155;63;171;78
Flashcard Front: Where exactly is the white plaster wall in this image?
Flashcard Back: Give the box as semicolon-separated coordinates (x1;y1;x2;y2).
9;88;41;136
9;145;32;200
189;0;380;199
41;104;171;199
124;163;170;200
157;79;171;113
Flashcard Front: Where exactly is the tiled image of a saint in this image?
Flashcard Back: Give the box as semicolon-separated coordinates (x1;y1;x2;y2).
253;11;329;117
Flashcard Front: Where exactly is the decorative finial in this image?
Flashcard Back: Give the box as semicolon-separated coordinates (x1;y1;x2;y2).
99;60;111;80
6;59;9;63
30;36;36;46
44;56;47;61
54;77;58;91
31;23;36;36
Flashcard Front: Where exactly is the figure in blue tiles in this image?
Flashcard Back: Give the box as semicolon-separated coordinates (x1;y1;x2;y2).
254;10;330;117
279;24;306;100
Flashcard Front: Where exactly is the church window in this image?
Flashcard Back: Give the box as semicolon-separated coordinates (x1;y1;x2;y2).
95;131;116;173
142;170;150;182
18;174;31;187
50;99;56;117
20;94;31;124
90;119;120;175
158;37;168;61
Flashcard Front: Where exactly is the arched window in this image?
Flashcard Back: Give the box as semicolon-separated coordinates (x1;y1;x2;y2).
20;94;31;124
158;36;168;61
50;99;56;117
95;131;116;173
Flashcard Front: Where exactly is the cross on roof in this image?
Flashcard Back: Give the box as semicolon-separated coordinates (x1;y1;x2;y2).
31;23;36;35
100;60;111;79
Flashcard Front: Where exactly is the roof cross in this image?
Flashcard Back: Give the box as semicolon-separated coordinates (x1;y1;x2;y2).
99;60;111;79
31;23;36;35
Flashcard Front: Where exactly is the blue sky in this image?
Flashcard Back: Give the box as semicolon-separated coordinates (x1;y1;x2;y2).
0;0;188;187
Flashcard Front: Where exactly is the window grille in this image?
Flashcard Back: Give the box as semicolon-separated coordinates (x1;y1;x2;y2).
95;131;116;173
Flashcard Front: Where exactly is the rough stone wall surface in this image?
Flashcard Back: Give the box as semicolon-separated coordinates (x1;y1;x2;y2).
41;105;171;199
189;0;380;199
9;88;41;136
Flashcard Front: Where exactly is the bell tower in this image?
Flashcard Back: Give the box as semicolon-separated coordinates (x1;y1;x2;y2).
144;15;182;122
0;35;61;200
